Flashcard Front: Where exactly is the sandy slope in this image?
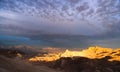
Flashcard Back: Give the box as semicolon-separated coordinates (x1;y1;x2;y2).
0;56;61;72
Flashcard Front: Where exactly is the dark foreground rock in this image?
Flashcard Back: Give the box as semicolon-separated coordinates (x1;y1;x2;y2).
51;56;120;72
0;56;62;72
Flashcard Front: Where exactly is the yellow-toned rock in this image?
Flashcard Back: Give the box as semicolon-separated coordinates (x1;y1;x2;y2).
29;46;120;62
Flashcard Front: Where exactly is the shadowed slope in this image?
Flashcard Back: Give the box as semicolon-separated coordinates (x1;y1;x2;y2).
0;56;62;72
51;56;120;72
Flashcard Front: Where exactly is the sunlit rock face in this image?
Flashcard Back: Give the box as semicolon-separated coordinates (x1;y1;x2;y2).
1;46;120;72
29;46;120;62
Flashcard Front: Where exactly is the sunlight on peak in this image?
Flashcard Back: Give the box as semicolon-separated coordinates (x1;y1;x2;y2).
29;46;120;62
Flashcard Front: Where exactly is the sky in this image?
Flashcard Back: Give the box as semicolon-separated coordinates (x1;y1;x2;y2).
0;0;120;36
0;0;120;48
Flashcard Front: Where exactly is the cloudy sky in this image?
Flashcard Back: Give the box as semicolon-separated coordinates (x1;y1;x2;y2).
0;0;120;36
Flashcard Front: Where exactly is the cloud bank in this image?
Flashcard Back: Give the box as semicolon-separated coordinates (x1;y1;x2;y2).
0;0;120;36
